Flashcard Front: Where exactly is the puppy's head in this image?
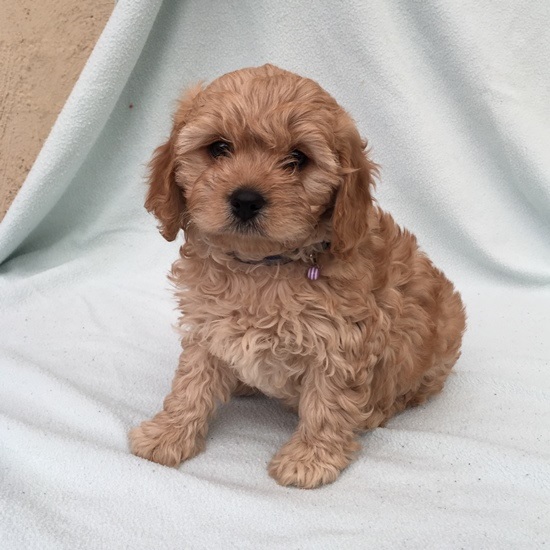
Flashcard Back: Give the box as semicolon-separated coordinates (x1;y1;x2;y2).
146;64;377;258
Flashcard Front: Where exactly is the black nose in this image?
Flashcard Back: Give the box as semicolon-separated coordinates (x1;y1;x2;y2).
229;188;266;221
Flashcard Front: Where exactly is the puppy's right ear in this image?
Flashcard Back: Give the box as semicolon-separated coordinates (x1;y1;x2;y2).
145;85;202;241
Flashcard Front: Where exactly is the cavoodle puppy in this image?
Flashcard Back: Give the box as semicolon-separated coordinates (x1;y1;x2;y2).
130;64;466;488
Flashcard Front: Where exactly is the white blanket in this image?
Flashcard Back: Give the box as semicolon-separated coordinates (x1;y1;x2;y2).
1;1;549;548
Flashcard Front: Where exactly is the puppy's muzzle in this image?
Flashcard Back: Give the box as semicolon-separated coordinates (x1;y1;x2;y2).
229;188;266;222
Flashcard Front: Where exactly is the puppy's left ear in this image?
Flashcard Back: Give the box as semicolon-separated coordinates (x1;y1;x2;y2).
330;115;378;258
145;84;202;241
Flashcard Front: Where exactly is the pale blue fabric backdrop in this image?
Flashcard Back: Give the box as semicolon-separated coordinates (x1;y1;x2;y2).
1;1;549;548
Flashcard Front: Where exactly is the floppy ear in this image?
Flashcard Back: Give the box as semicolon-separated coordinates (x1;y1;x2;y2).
330;116;378;258
145;85;202;241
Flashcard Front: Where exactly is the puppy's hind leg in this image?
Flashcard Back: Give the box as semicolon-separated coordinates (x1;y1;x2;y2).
130;345;236;467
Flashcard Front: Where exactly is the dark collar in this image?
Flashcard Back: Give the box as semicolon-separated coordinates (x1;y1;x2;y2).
229;241;330;266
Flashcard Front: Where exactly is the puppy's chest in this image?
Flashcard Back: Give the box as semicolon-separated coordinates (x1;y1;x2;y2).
182;276;336;398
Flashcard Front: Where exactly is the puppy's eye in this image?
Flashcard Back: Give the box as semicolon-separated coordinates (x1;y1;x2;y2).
208;140;232;158
285;150;308;171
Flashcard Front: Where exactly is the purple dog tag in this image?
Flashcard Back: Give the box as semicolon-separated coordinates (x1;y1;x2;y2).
307;266;320;280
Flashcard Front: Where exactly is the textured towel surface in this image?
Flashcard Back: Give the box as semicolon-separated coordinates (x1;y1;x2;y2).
1;1;549;548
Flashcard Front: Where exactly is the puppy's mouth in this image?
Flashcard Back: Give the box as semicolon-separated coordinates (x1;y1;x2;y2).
228;217;267;237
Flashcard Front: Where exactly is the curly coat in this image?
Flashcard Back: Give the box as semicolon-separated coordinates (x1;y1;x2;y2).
129;65;466;488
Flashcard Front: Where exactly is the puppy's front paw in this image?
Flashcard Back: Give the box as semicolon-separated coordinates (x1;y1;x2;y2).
268;436;354;489
129;414;204;467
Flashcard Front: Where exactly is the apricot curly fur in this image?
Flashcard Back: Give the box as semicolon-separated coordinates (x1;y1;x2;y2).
129;65;466;489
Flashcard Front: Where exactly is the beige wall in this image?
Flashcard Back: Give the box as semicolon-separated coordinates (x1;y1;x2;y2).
0;1;112;220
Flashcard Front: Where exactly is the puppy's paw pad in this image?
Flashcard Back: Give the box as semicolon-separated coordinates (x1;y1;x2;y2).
129;420;202;467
